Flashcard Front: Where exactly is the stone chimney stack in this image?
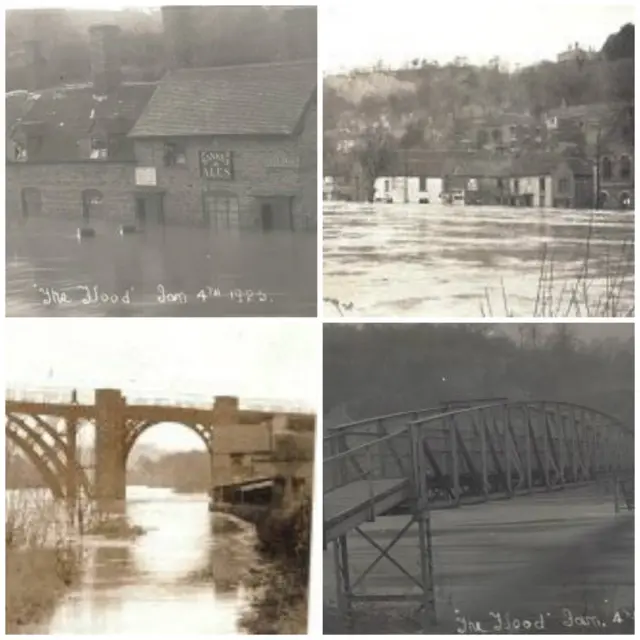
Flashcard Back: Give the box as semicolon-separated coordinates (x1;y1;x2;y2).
162;6;197;70
89;24;122;95
23;40;48;91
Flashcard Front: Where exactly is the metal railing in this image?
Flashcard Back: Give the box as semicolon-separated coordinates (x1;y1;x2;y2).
5;386;314;414
324;426;412;495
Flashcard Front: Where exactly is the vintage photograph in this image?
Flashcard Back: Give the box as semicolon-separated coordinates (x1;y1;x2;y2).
324;323;634;634
5;319;317;634
323;2;634;318
6;6;317;317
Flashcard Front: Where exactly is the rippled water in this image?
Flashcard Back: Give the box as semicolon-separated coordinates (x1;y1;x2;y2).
6;219;317;317
323;204;634;317
10;487;259;634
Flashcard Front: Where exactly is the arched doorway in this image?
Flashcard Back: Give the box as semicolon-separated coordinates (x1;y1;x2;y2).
601;156;612;181
81;189;104;222
598;190;610;209
20;187;42;218
619;191;631;210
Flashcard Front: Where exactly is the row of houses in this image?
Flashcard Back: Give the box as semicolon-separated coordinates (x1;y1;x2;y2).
7;19;317;231
324;148;634;210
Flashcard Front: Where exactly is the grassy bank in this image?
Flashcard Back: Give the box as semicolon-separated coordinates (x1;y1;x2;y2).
5;494;81;634
241;493;311;634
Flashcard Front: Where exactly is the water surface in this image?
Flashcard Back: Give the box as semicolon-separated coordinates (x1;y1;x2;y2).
323;204;634;317
7;219;317;317
11;487;259;634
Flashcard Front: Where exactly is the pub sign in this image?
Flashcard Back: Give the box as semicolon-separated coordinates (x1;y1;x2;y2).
199;150;234;180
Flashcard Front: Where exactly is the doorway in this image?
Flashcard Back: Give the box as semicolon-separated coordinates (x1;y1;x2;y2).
134;192;165;225
260;203;274;231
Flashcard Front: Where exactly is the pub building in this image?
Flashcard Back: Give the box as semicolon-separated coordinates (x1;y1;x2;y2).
6;22;317;232
128;60;317;231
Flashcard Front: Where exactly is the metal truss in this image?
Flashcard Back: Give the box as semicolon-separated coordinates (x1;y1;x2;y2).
324;398;633;632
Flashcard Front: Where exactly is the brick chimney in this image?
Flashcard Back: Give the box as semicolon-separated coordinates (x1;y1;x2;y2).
89;24;122;95
162;6;197;70
23;40;48;91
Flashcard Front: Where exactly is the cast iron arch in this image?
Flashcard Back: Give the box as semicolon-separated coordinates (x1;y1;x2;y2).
6;427;65;498
6;413;93;497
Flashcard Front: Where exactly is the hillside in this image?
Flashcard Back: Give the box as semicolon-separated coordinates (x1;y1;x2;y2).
324;23;634;175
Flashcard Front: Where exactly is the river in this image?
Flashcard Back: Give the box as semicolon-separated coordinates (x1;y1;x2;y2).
323;204;634;317
6;219;317;317
8;487;262;634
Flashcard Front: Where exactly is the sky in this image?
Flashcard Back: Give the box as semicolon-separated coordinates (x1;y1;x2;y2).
323;1;635;72
6;319;318;450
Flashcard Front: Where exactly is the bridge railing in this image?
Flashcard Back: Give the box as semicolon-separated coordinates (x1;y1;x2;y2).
5;387;314;415
324;426;413;494
325;399;633;504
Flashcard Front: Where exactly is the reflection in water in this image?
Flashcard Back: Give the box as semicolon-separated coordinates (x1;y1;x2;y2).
37;488;257;634
6;219;316;317
323;204;634;317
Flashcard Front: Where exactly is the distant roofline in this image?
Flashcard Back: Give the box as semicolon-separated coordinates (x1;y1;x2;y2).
164;58;317;75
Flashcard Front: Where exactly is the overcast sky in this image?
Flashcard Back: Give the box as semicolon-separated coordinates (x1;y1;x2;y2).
6;319;318;450
324;1;634;72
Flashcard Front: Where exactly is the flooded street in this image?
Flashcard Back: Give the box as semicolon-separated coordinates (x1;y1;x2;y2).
323;204;634;317
6;219;317;317
16;488;259;635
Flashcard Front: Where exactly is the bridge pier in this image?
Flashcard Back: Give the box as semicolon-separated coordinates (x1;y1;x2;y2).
94;388;127;513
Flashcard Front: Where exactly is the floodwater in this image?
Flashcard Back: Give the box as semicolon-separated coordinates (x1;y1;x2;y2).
323;203;634;317
6;218;317;317
11;487;260;634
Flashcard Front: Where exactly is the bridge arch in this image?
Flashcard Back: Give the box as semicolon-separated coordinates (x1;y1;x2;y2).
124;419;213;462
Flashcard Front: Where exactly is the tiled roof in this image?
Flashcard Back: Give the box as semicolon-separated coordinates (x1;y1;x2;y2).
14;82;157;136
510;152;563;176
128;59;317;137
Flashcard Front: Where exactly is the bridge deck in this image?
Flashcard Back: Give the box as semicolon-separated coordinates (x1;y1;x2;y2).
324;478;412;542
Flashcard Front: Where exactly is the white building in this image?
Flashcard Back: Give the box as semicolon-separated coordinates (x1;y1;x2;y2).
374;176;443;204
509;175;554;207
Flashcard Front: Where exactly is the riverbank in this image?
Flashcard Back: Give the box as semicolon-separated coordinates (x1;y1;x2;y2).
241;495;311;634
5;495;81;634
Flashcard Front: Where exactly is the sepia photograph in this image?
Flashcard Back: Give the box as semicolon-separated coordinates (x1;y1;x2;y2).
323;2;634;318
323;323;634;634
6;6;317;317
5;319;317;634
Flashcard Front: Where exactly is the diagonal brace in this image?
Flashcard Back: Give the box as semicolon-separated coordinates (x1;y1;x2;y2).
351;517;423;591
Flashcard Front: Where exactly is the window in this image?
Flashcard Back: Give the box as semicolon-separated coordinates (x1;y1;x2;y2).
384;179;390;192
203;192;240;230
620;155;631;181
418;176;428;191
163;141;187;167
90;138;107;160
476;129;488;148
513;178;520;194
492;128;502;144
539;177;546;191
509;125;517;140
14;142;27;161
601;156;612;181
558;177;569;193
